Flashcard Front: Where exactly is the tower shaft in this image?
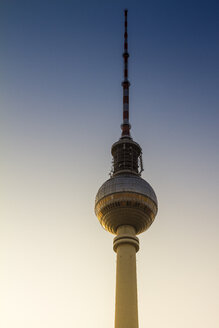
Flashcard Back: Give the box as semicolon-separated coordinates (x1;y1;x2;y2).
113;225;139;328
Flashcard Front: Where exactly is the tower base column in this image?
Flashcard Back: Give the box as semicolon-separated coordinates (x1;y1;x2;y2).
113;225;139;328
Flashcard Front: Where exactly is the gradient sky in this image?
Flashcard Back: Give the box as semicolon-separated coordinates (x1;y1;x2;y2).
1;0;219;327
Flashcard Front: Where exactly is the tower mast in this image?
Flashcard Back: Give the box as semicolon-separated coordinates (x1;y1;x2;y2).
121;9;131;137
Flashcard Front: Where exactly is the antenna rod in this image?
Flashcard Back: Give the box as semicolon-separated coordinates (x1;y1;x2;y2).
121;9;131;137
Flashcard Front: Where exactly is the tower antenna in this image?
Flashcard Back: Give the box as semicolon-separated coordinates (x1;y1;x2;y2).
121;9;131;137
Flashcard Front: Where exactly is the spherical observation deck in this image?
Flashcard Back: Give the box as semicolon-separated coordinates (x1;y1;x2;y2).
95;174;158;235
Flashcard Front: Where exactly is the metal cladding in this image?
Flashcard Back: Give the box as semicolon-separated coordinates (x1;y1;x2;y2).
121;9;131;137
95;175;158;205
95;175;158;235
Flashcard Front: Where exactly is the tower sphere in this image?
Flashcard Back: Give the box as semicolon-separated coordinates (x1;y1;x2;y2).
95;174;158;235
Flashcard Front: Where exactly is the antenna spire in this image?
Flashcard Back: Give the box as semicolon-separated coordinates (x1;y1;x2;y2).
121;9;131;137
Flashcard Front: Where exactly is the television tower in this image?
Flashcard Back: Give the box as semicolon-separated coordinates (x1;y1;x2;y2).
95;10;158;328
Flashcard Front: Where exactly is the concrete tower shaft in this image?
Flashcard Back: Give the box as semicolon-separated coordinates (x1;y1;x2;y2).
114;226;139;328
